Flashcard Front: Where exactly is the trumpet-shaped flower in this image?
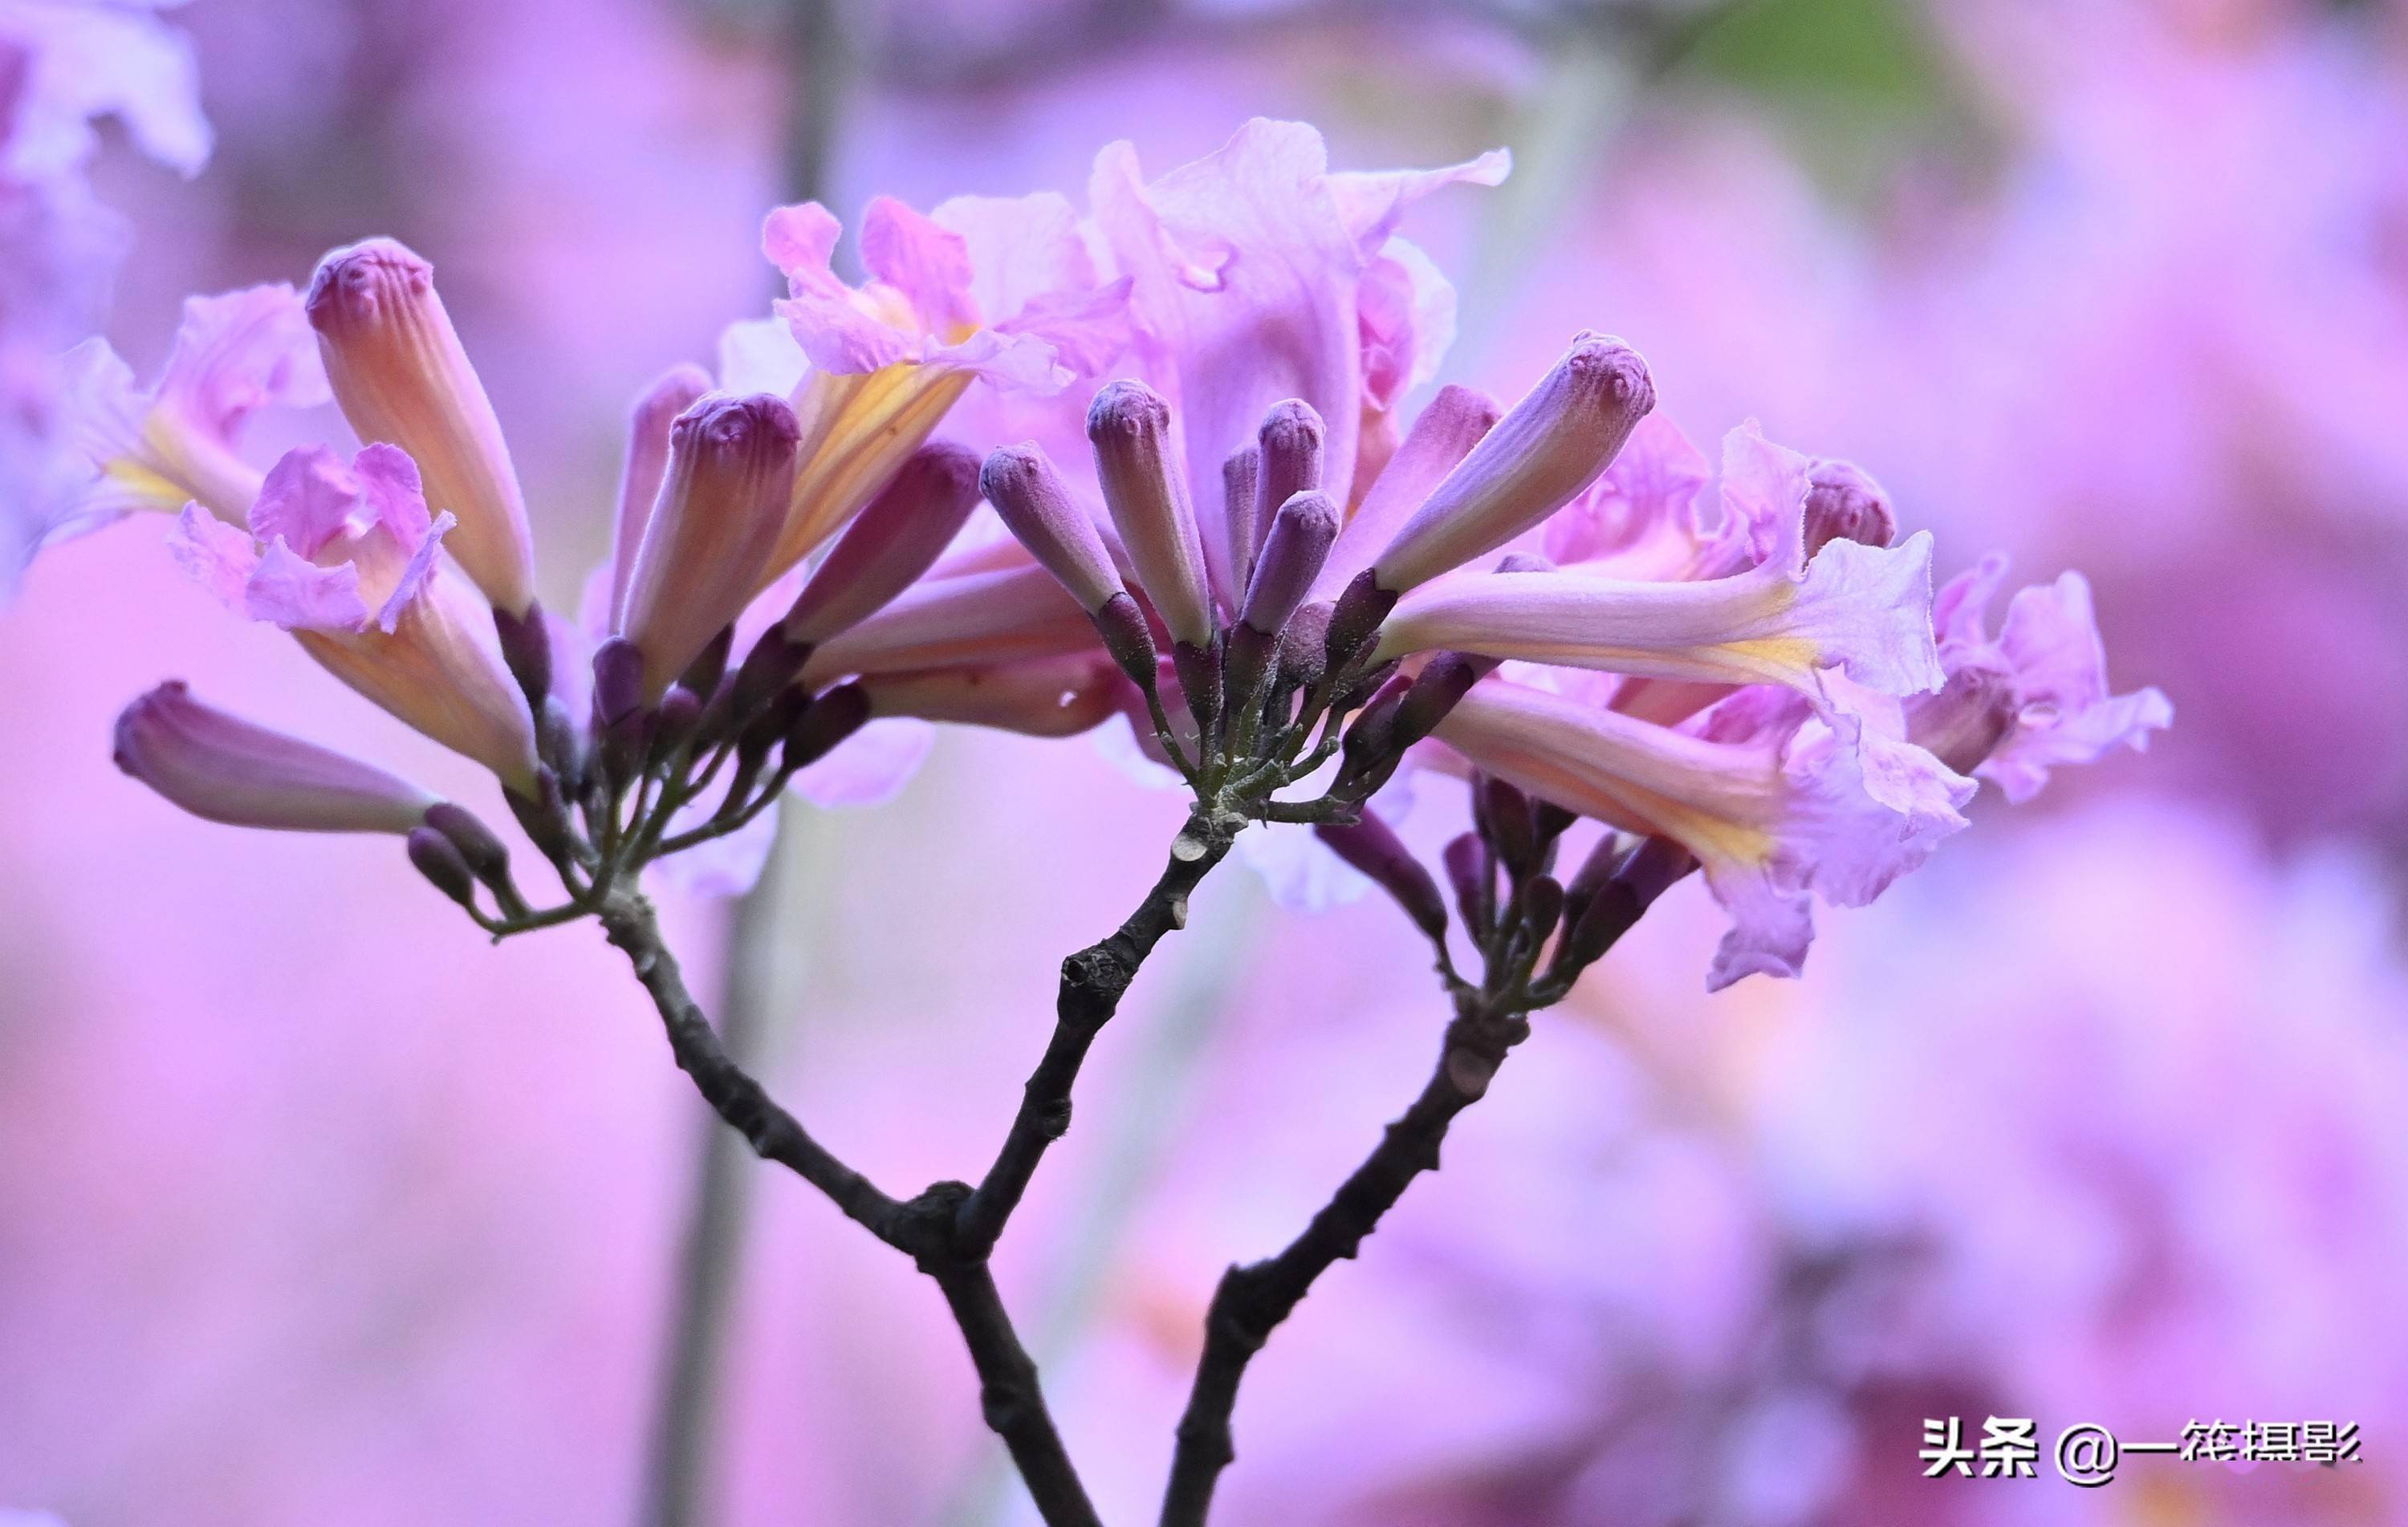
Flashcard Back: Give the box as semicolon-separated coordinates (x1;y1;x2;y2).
757;193;1133;586
801;562;1095;686
169;443;539;790
616;392;800;699
604;363;711;629
113;680;438;835
1435;677;1975;989
1086;119;1509;609
861;652;1124;738
1910;555;2173;800
1373;424;1942;707
56;283;327;533
307;238;538;615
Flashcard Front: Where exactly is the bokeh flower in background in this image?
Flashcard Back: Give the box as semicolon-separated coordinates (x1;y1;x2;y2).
2;2;2404;1525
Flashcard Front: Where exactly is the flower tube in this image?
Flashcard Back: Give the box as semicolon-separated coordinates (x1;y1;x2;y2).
114;680;438;834
169;443;539;790
307;239;537;615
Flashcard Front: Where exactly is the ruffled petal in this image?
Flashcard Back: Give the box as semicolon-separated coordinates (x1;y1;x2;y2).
248;445;366;559
168;502;259;609
860;196;981;339
246;538;368;632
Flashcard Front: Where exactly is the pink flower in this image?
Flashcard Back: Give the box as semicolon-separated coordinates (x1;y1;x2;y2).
168;443;539;791
112;680;438;835
1373;422;1943;709
1911;554;2174;800
56;284;327;529
1087;118;1509;610
1435;677;1975;989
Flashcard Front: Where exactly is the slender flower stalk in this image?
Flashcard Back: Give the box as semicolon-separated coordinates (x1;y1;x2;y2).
306;238;539;616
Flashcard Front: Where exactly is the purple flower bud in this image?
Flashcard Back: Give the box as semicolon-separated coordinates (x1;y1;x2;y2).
619;392;803;701
592;636;646;726
678;626;735;705
1804;459;1898;556
490;600;555;710
784;441;985;644
1550;836;1694;979
1092;590;1161;688
1477;774;1539;880
864;652;1123;738
1442;831;1492;932
1393;652;1491;750
416;806;506;900
1338;669;1413;784
1247;400;1325;586
1317;384;1502;603
1316;814;1448;940
1322;567;1401;676
608;364;714;627
1239;491;1340;640
982;444;1125;615
784;683;870;770
306;238;536;615
408;826;480;907
114;680;439;835
1219;446;1260;603
730;628;812;718
1373;335;1654;594
1088;380;1215;648
1520;874;1565;941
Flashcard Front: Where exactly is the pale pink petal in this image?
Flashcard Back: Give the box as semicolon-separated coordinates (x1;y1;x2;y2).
245;537;368;632
860;196;980;337
248;445;364;559
168;502;258;609
1326;147;1511;252
157;283;329;437
374;511;455;633
352;441;433;550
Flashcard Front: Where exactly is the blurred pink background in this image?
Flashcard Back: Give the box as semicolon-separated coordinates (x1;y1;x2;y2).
5;1;2406;1524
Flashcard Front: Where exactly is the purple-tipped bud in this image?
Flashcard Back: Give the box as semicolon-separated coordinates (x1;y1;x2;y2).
1248;400;1325;583
113;681;439;835
1442;831;1493;932
1551;835;1695;978
654;685;705;755
619;392;802;701
407;826;479;907
1316;384;1503;603
1804;460;1898;556
592;637;646;726
306;238;536;615
1478;774;1539;880
783;683;870;770
1240;491;1340;640
1092;590;1161;689
982;444;1125;615
1373;335;1654;594
785;442;985;644
678;626;735;705
1322;567;1401;676
1220;446;1261;603
1316;814;1448;940
505;766;578;864
1904;659;2020;775
1520;874;1565;941
863;652;1123;738
1088;380;1215;648
424;801;510;886
1393;652;1490;751
608;364;714;626
490;601;555;712
1172;637;1222;743
1279;601;1334;689
1338;669;1413;783
730;628;812;718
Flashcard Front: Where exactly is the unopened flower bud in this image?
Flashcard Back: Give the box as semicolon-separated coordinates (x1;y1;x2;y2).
407;826;480;908
608;364;714;625
982;444;1125;614
1317;814;1448;940
784;683;871;770
1442;831;1492;932
1477;774;1539;881
1338;669;1413;786
863;653;1122;738
1392;652;1491;752
423;801;510;886
592;636;646;727
1220;446;1260;602
1322;567;1400;677
1088;380;1215;648
678;626;735;708
730;628;813;718
654;684;705;757
505;767;578;864
491;601;555;710
1804;459;1898;556
1316;384;1503;603
785;442;985;644
1904;659;2020;774
620;392;802;700
1551;835;1695;979
1519;873;1565;942
1240;490;1340;640
1373;334;1654;595
306;238;536;615
1091;591;1161;690
1248;400;1324;584
113;680;437;835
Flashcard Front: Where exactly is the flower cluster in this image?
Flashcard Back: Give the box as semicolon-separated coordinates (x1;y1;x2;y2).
70;118;2164;977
